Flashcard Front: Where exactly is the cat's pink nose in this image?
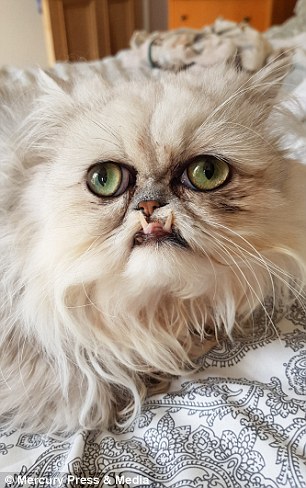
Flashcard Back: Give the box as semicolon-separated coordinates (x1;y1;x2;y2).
138;200;160;217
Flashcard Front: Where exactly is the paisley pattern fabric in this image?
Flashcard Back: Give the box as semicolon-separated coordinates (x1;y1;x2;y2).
0;299;305;488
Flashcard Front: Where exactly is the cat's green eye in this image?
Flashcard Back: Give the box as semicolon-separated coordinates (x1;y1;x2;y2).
182;156;230;191
87;162;130;197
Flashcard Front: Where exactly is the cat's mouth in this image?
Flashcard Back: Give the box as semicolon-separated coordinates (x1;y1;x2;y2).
134;212;187;248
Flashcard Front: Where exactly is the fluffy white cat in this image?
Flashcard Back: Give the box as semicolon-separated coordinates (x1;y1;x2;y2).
0;59;305;432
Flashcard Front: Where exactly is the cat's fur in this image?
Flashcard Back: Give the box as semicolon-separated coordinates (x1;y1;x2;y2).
0;60;306;432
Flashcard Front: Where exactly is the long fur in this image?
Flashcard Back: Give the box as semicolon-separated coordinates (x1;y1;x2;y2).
0;60;306;432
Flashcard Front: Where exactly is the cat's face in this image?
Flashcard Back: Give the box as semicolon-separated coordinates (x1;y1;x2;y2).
19;61;306;344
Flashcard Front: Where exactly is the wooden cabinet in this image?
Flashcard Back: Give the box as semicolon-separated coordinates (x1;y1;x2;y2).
43;0;142;64
168;0;296;32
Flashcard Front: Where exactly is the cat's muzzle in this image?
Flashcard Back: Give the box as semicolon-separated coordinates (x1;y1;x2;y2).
134;212;188;247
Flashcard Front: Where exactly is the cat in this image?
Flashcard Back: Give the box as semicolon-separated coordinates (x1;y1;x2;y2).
0;58;305;433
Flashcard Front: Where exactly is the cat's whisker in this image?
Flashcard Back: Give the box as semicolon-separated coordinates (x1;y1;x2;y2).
81;284;101;313
198;80;280;129
193;224;258;326
211;223;306;321
220;121;281;155
215;235;276;328
196;52;292;133
213;222;306;302
90;118;122;145
189;233;219;306
202;229;274;332
209;227;277;319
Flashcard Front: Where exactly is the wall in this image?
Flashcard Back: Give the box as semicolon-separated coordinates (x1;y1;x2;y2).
149;0;168;31
0;0;167;69
0;0;48;68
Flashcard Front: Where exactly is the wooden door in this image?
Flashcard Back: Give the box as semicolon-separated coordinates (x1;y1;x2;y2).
43;0;139;64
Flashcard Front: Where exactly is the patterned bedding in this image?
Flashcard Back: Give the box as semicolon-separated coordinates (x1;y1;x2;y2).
1;6;306;487
0;299;305;487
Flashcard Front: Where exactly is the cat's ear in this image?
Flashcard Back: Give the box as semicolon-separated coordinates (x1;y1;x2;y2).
36;69;72;95
34;69;75;120
35;69;72;103
36;70;110;107
245;51;292;106
22;70;75;154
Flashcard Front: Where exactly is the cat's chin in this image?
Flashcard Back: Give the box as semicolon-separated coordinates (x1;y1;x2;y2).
122;242;215;301
124;243;188;293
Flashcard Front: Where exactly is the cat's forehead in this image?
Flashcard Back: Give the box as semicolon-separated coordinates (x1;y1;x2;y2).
82;77;217;173
67;69;271;176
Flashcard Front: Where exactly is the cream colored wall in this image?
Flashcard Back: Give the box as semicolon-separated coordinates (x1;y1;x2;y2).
0;0;48;68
